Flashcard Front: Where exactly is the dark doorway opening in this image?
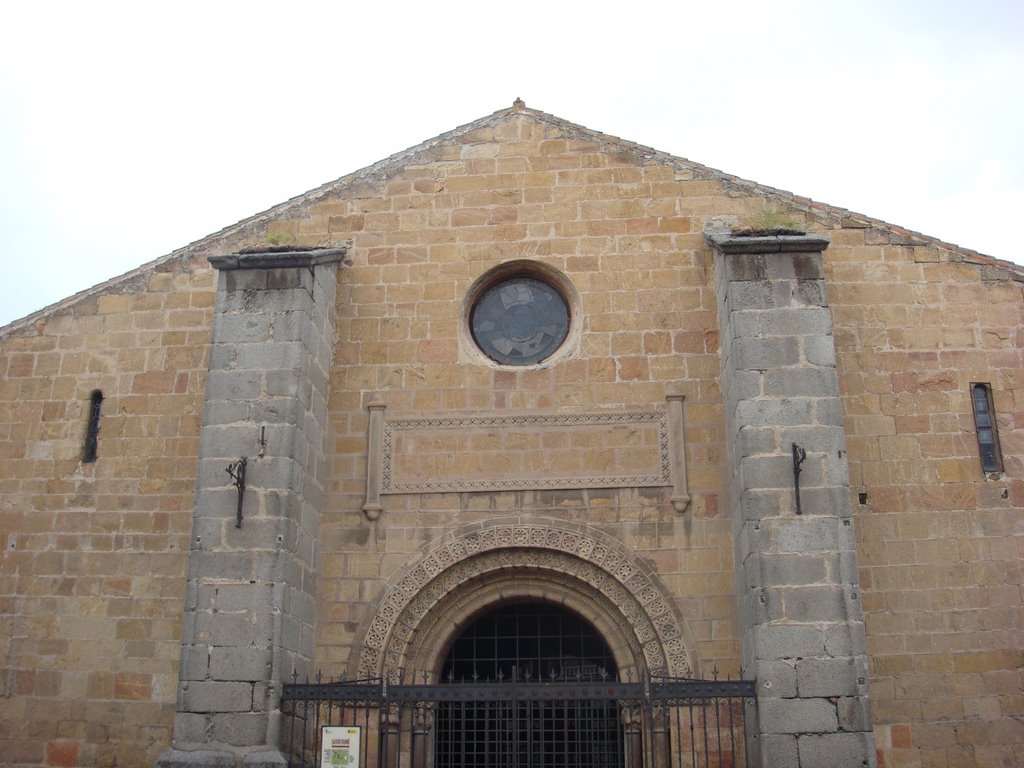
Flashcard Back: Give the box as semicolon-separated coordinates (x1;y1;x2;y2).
436;602;623;768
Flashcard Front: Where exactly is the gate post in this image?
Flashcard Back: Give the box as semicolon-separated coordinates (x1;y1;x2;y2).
710;232;875;767
411;704;433;768
650;704;669;768
381;706;400;768
622;704;644;768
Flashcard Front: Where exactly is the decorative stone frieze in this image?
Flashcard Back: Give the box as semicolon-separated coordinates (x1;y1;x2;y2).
363;399;690;516
353;520;694;681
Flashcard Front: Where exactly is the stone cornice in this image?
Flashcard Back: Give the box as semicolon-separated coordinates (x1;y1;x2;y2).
208;247;347;271
706;232;830;254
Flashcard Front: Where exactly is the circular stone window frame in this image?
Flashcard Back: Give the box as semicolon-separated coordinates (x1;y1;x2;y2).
460;260;582;369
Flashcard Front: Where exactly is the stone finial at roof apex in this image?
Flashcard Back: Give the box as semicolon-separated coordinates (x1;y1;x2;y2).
512;97;525;108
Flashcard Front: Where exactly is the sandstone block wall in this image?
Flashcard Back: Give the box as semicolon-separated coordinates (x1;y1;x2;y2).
827;232;1024;768
304;119;748;683
0;106;1019;767
0;262;216;766
243;111;1024;767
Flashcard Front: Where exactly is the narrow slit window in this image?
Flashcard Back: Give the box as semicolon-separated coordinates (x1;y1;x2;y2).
971;383;1002;473
83;390;103;463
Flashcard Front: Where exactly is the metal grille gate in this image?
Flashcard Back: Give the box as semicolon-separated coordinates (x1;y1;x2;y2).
281;674;756;768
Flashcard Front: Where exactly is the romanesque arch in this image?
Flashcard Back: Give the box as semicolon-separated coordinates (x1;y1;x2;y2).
353;519;695;680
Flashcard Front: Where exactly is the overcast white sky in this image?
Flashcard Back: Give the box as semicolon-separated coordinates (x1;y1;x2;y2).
1;0;1022;327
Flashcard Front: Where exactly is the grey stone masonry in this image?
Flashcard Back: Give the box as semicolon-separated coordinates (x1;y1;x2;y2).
158;249;345;768
708;233;876;768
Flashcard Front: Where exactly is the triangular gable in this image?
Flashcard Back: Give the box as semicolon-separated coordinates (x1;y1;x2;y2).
4;100;1021;335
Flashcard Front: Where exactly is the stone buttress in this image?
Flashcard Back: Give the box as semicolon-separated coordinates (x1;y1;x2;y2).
709;233;876;768
157;249;344;768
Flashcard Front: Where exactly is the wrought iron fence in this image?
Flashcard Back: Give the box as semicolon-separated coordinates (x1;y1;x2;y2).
281;671;756;768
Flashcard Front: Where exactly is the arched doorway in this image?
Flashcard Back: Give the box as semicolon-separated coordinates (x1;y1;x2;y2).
353;522;698;682
282;529;756;768
435;601;624;768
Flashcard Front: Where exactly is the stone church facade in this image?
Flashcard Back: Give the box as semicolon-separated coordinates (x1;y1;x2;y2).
0;102;1021;768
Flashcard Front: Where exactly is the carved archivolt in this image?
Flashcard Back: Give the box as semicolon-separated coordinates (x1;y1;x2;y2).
354;521;694;680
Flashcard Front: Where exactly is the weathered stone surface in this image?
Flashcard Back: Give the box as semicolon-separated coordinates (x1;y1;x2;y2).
180;681;253;713
797;732;876;767
210;647;273;683
209;711;269;747
168;254;340;756
240;750;288;768
837;695;873;732
796;657;860;697
713;239;875;766
155;748;236;768
758;698;838;733
758;734;799;768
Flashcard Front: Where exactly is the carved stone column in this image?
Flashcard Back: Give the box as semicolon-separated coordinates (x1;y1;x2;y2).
157;248;344;768
622;705;644;768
